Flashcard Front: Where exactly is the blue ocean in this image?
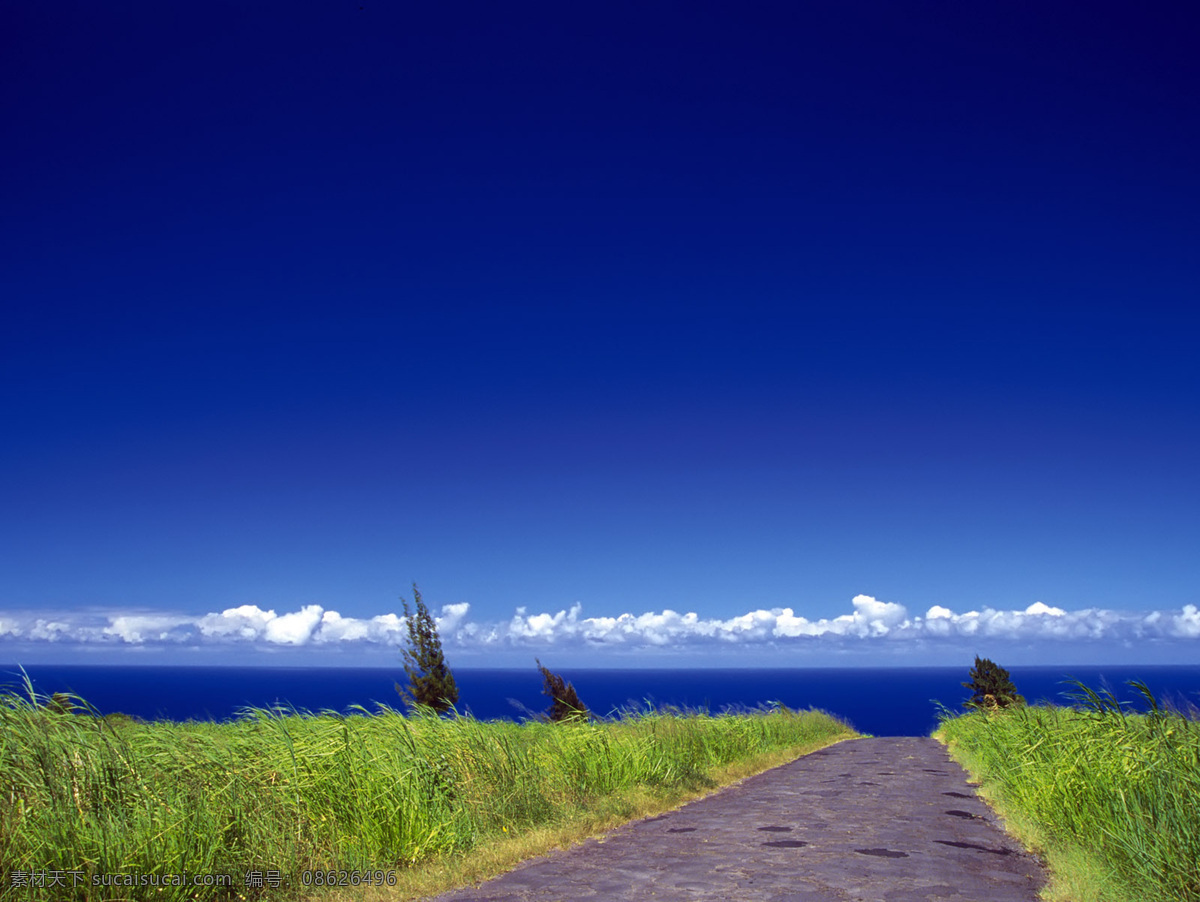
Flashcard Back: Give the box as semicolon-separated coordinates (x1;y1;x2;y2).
5;665;1199;737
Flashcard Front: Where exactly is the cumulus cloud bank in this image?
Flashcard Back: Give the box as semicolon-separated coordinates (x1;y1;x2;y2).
1;596;1198;653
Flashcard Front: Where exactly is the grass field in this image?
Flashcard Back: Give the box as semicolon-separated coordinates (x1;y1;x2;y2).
0;680;855;902
936;681;1200;902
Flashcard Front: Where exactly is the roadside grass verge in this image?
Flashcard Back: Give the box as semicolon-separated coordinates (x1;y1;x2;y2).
935;680;1200;902
354;725;852;902
0;681;855;902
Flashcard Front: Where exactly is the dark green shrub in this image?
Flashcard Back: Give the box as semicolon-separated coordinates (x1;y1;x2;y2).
395;583;459;713
536;659;588;722
962;655;1025;710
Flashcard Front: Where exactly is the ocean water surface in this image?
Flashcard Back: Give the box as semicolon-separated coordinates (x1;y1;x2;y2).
5;665;1199;737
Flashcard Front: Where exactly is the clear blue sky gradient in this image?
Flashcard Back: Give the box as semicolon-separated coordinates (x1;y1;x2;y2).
2;2;1197;666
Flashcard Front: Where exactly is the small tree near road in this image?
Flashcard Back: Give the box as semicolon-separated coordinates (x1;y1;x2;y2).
395;583;459;713
962;655;1025;710
536;659;588;722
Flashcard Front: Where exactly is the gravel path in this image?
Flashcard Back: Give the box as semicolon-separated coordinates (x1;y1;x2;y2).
422;736;1046;902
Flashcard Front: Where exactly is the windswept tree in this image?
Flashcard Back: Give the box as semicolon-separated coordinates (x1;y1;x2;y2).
395;584;458;713
536;659;588;722
962;655;1025;710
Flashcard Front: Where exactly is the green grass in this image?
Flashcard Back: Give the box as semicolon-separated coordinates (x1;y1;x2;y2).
0;680;855;902
936;680;1200;902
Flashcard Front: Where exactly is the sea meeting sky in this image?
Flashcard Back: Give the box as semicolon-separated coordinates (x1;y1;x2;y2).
1;2;1197;669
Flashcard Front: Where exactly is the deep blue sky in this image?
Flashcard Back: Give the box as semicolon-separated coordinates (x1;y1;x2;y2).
2;2;1198;667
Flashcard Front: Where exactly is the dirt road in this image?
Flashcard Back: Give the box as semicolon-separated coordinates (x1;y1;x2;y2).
422;736;1045;902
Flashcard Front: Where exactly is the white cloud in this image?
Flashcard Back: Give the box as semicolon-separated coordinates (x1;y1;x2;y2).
28;619;73;642
1025;601;1066;617
437;603;471;634
314;609;370;643
103;613;193;644
922;605;955;638
849;593;909;636
264;605;324;646
312;610;411;644
197;604;276;641
482;595;1200;648
1172;604;1200;638
1;595;1198;655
